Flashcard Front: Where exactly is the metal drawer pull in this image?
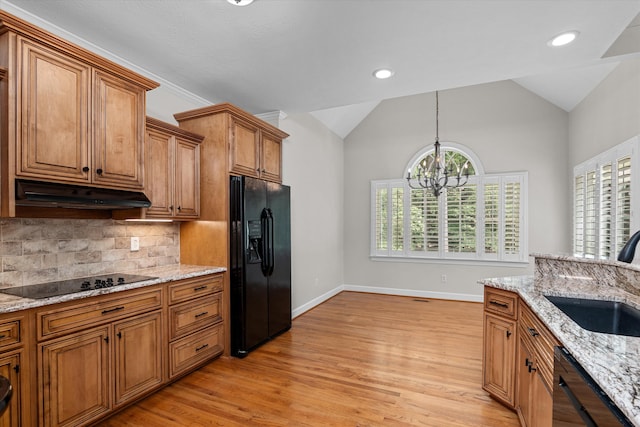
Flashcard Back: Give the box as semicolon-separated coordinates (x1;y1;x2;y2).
194;285;208;291
527;327;539;337
102;306;125;315
0;334;6;339
489;300;509;309
195;344;209;352
195;311;209;318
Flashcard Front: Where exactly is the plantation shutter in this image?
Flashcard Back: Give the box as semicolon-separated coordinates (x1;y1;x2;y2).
616;156;632;254
409;188;439;253
574;175;585;255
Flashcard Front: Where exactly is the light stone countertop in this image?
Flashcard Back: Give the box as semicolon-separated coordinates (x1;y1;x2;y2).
0;264;226;314
480;254;640;426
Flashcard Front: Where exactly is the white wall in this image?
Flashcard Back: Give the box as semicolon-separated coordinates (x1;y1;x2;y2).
343;81;570;300
569;59;640;167
278;113;345;316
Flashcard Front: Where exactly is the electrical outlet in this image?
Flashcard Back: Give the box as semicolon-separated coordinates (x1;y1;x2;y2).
130;237;140;252
441;274;447;283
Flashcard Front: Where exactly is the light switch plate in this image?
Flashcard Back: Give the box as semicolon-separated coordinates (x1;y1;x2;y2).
130;236;140;251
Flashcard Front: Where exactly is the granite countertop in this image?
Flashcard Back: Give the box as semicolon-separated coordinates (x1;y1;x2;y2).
480;254;640;426
0;264;226;314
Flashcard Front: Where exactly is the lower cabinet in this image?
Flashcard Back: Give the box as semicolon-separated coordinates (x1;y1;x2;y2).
516;302;558;427
0;352;22;427
483;286;559;427
39;327;111;427
39;311;163;427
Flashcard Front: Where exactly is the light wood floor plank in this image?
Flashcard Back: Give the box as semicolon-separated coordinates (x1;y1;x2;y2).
97;292;520;426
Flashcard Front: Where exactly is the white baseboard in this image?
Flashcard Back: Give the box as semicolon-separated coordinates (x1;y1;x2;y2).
291;284;482;319
343;284;483;302
292;285;344;319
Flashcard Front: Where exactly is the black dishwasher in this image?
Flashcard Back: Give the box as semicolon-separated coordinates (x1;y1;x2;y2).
553;347;633;426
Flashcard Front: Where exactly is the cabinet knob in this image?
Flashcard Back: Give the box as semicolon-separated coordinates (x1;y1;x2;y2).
177;206;181;211
96;168;103;175
82;166;90;172
506;330;512;338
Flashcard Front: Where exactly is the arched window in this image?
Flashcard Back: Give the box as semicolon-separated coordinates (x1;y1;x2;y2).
371;142;527;264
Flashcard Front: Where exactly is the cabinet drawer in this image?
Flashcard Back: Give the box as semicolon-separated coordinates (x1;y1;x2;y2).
37;287;163;340
519;303;559;389
169;323;224;379
0;315;22;349
168;274;223;305
484;287;518;319
169;293;222;340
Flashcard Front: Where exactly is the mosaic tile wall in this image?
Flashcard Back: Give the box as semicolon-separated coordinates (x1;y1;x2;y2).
0;218;180;287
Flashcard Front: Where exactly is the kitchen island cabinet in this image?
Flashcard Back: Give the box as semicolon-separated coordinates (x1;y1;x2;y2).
482;287;517;408
480;253;640;427
515;302;557;427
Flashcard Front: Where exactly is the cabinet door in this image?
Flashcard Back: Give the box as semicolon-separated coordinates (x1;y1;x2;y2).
174;138;200;219
145;128;174;218
531;372;553;427
39;326;110;427
516;335;534;427
93;70;145;189
260;132;282;182
16;36;90;183
482;313;516;407
229;117;260;178
113;311;163;407
0;352;21;427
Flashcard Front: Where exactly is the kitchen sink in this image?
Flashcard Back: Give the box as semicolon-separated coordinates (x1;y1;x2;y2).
545;295;640;337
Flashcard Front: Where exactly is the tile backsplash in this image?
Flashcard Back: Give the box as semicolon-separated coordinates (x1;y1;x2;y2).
0;218;180;287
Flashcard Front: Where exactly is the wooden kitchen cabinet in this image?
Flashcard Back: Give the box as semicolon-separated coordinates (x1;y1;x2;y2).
229;115;284;182
167;273;224;379
0;352;22;427
516;301;558;427
482;287;517;408
39;326;111;427
113;311;163;407
0;312;32;427
0;11;159;217
143;117;203;220
15;37;148;189
37;288;164;426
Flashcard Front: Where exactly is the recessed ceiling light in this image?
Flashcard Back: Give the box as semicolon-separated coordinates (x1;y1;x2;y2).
227;0;254;6
373;68;394;79
548;31;579;47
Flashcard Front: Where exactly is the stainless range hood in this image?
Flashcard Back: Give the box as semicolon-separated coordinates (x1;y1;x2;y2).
15;179;152;210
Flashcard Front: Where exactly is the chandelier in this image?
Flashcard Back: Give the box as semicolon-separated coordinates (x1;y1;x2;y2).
406;91;470;197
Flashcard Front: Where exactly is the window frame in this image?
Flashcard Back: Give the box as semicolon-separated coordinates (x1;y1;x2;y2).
573;135;640;260
371;142;529;266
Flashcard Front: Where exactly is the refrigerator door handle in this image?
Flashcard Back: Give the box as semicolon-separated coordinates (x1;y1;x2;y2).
260;208;270;276
266;208;275;276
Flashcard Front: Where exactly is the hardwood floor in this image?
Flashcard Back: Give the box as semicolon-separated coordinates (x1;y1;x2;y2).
98;292;520;426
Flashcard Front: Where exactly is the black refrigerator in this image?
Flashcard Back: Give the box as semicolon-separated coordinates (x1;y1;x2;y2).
230;175;291;358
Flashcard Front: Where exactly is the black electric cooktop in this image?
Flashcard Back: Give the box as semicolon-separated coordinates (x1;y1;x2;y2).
0;273;157;299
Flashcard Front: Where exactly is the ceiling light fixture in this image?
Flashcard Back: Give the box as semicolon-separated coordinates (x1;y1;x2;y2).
406;91;470;197
227;0;254;6
549;30;579;47
373;68;394;79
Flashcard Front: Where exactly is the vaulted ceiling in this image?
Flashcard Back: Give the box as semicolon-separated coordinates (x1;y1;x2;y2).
3;0;640;137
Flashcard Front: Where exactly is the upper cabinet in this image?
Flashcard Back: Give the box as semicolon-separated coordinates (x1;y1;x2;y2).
229;116;283;182
0;11;159;217
144;117;203;220
175;103;288;186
